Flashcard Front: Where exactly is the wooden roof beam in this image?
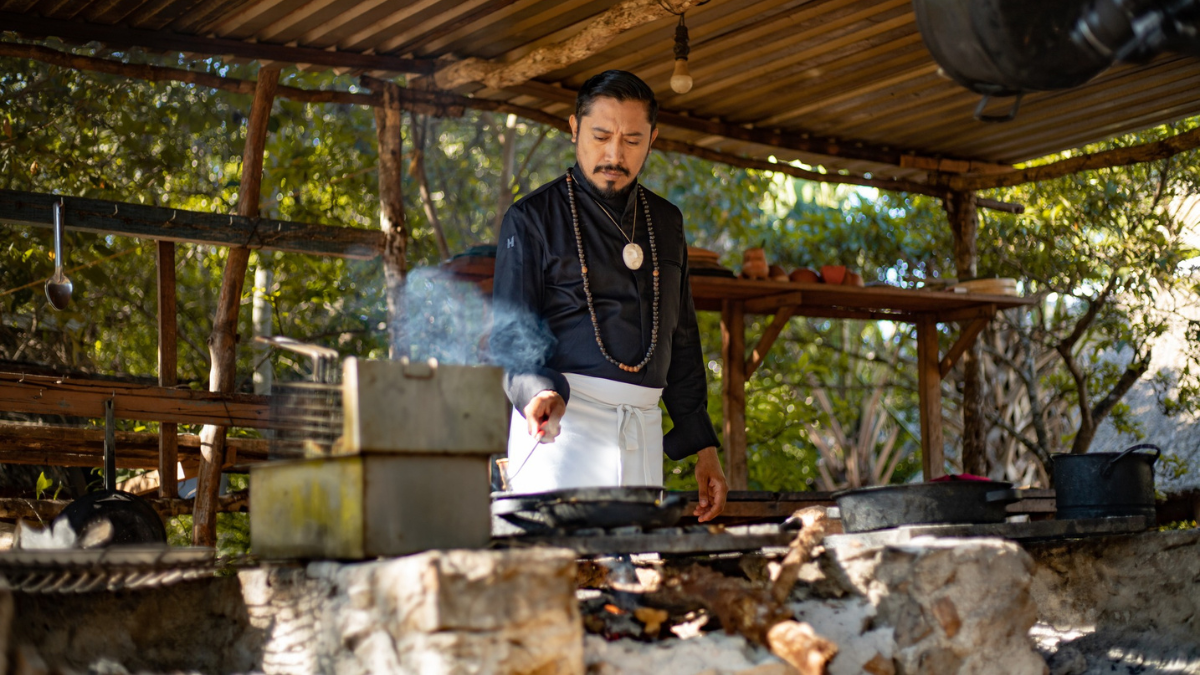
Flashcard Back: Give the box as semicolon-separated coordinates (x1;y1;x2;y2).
947;126;1200;191
505;80;1009;174
434;0;700;91
0;11;436;75
0;189;383;259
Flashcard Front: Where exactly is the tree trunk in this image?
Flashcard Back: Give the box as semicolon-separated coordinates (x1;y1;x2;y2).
194;67;280;546
945;190;987;476
412;115;450;260
374;80;408;358
252;262;273;395
494;113;518;233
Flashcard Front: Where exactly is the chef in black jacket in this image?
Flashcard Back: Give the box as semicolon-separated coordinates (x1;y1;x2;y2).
491;70;727;522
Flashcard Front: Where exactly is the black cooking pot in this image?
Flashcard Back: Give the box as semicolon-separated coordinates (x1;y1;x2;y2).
1052;443;1159;521
834;480;1021;533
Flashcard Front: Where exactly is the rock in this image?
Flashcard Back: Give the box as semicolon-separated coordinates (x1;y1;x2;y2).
1026;529;1200;636
824;536;1045;675
766;620;837;675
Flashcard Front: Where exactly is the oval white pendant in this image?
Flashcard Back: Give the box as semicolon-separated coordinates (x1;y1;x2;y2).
623;243;644;270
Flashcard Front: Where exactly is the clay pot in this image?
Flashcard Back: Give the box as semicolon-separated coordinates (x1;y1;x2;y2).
820;265;847;285
843;271;864;287
789;268;821;284
768;265;789;282
742;248;769;280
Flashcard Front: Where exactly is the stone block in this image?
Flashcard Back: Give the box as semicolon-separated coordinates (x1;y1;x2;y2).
824;536;1046;675
376;547;579;634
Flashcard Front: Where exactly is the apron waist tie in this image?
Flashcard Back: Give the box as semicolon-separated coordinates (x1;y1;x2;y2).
574;389;657;486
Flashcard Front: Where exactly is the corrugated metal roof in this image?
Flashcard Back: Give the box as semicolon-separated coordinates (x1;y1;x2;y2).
4;0;1199;180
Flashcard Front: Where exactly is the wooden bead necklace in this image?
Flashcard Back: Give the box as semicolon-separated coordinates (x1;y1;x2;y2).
566;169;660;373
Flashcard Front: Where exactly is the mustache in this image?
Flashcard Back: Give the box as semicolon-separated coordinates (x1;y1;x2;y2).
592;164;630;177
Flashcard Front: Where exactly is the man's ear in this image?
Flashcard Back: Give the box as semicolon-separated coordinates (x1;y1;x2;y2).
649;126;659;147
569;114;578;143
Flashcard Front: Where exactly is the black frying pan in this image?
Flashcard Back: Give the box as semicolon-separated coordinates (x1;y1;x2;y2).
494;487;686;530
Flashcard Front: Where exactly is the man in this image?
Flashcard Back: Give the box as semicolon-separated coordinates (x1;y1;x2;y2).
491;70;727;522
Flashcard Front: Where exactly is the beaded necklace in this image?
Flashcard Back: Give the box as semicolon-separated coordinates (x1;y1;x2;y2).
566;168;660;373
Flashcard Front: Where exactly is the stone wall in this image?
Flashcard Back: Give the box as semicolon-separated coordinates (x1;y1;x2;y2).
8;548;583;675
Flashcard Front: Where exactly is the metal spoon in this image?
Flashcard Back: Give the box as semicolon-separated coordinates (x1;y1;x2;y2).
45;200;73;310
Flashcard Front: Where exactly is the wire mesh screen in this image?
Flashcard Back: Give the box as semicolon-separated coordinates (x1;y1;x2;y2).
269;381;342;459
261;338;343;460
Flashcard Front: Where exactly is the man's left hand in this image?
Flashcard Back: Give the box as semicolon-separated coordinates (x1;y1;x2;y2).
693;447;728;522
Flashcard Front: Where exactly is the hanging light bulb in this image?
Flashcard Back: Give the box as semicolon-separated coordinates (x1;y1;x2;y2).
670;14;693;94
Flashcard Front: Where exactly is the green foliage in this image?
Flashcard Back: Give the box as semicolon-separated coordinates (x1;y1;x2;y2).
2;38;1198;514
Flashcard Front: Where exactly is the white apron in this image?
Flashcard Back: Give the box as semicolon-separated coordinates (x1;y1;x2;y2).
506;373;664;494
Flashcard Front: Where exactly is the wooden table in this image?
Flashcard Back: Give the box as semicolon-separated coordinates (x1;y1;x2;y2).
689;276;1035;488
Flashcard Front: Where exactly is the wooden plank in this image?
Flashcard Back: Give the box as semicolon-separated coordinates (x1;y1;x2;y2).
936;304;1000;323
196;68;280;548
746;306;795;379
0;422;269;469
744;290;806;314
694;276;1033;313
0;190;382;259
916;317;944;479
940;317;990;378
0;11;436;74
0;373;272;428
721;300;748;491
157;241;179;499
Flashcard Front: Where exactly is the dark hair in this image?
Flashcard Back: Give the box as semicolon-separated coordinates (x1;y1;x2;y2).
575;70;658;129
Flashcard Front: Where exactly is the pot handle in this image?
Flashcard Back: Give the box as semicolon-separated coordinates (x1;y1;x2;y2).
1102;443;1161;477
985;488;1023;504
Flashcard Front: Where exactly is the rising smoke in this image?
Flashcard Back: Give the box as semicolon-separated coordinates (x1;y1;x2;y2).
397;267;555;376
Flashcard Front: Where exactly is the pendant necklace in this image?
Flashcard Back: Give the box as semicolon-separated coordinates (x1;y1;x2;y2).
566;169;660;373
587;192;644;270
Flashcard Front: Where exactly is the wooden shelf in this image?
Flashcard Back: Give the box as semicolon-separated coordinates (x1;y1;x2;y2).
689;276;1035;317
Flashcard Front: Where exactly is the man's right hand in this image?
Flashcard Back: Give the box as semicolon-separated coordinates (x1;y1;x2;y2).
524;390;566;442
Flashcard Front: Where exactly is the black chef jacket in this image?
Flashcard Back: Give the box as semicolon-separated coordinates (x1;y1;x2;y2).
490;165;720;461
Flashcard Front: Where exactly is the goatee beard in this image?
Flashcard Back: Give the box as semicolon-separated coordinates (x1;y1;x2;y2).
587;165;633;200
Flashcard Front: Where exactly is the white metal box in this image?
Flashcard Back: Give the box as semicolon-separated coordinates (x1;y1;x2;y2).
340;357;509;455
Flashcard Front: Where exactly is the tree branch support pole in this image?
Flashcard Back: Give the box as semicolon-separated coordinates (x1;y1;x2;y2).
157;241;178;498
945;190;986;476
194;67;280;546
375;80;409;358
917;316;945;479
721;300;747;490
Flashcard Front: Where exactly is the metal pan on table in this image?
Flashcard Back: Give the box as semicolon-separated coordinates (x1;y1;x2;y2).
833;480;1023;533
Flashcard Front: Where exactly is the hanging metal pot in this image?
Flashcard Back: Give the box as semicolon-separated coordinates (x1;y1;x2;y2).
1052;443;1159;521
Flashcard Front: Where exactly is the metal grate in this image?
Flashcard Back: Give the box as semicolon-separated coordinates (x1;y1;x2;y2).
257;337;342;460
0;547;216;594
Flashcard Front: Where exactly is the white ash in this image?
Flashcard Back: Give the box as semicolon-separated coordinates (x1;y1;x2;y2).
584;633;789;675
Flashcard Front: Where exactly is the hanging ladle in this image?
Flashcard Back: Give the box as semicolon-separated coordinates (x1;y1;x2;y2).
45;199;73;310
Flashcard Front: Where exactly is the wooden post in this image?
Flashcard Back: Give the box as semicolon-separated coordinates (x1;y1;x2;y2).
721;300;748;490
945;190;986;475
916;316;945;479
374;80;408;358
194;67;280;547
156;240;178;499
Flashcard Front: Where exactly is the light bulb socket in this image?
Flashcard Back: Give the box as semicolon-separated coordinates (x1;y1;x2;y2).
674;22;690;60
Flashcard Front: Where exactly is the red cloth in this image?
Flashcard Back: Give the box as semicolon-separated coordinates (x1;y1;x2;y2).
931;473;991;482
